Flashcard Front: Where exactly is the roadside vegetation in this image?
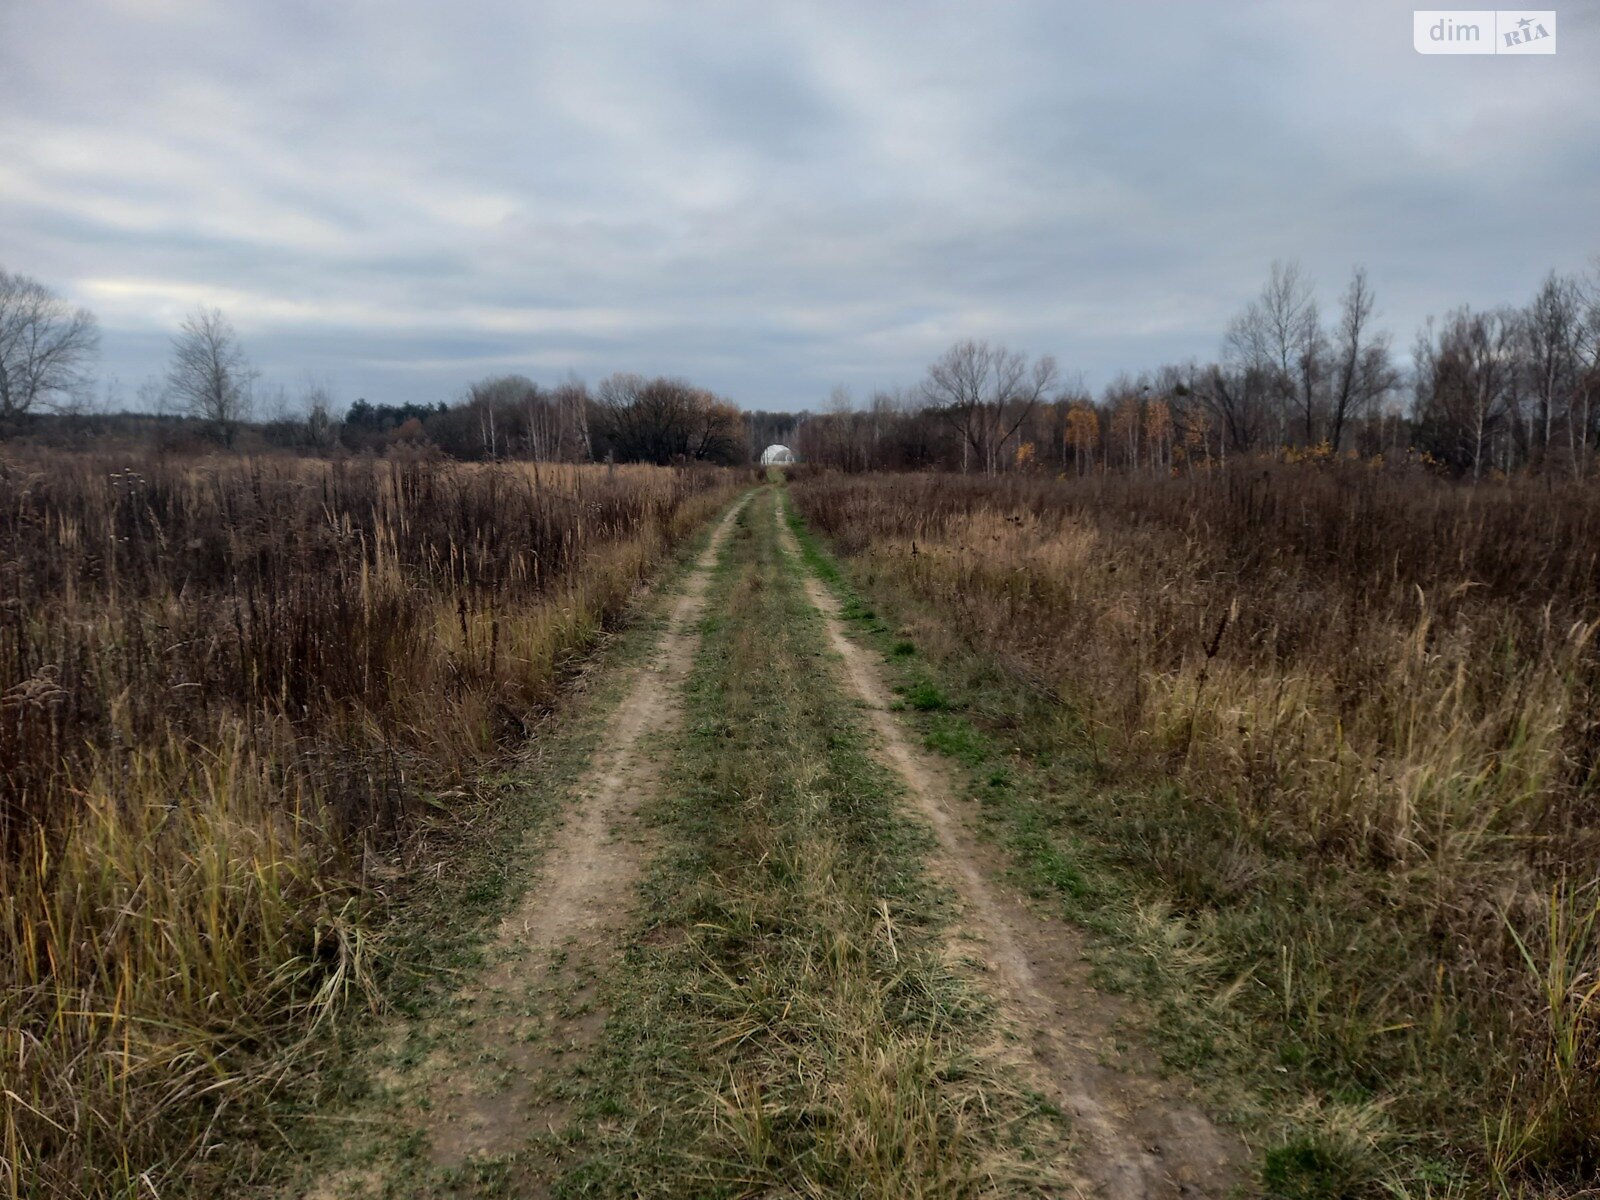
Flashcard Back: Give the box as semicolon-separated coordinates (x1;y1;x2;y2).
789;465;1600;1197
0;449;738;1198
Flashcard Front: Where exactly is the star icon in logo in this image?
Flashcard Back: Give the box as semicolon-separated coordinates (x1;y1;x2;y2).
1517;16;1533;29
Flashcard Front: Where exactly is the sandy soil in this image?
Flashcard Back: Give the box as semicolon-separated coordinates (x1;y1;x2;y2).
776;497;1245;1200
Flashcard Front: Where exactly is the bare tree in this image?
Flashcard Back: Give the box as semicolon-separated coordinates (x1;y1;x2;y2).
593;374;739;465
0;268;100;421
553;375;592;462
463;374;539;459
1413;307;1519;480
923;339;1057;474
258;381;292;424
687;388;741;464
1327;267;1398;451
166;307;256;444
137;376;168;413
301;380;338;450
1226;261;1323;447
1520;272;1583;469
1573;262;1600;476
1193;362;1271;456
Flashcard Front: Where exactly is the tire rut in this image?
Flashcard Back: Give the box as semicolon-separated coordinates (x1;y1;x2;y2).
776;496;1245;1200
423;494;750;1174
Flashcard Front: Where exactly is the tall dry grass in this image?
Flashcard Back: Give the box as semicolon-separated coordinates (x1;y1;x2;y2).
0;449;737;1198
792;463;1600;1191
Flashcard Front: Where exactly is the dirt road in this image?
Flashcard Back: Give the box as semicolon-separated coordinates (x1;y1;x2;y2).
295;489;1245;1199
774;493;1243;1199
427;494;751;1172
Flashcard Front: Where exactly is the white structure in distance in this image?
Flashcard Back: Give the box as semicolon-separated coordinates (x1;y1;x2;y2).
760;444;796;465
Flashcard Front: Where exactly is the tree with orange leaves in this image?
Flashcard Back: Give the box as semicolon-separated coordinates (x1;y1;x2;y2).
1065;402;1099;475
1144;398;1172;472
1109;392;1141;469
1180;406;1213;472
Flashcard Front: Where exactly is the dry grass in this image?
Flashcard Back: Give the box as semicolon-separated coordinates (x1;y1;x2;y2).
0;449;738;1198
792;463;1600;1193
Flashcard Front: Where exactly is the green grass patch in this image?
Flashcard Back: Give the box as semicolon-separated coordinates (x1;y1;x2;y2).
1261;1138;1364;1199
903;680;952;711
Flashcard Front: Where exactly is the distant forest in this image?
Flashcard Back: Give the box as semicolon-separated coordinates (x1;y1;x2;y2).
4;257;1599;477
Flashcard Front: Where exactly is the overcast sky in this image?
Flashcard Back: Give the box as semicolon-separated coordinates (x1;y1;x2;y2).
2;1;1597;412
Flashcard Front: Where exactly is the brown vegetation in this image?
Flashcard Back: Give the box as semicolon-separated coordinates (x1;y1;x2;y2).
0;449;737;1198
792;462;1600;1192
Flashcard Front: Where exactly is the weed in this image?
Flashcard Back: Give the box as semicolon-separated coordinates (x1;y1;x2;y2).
905;681;952;711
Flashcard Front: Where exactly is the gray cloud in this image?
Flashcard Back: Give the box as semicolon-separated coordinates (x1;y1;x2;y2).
2;0;1596;410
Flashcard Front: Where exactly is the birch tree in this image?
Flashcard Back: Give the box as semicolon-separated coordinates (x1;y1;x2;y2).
1226;261;1323;447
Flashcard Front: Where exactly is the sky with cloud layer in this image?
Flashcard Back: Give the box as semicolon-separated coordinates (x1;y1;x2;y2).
2;0;1597;411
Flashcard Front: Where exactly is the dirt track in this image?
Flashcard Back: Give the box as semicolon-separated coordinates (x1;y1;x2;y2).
424;495;750;1172
774;495;1243;1199
301;491;1244;1199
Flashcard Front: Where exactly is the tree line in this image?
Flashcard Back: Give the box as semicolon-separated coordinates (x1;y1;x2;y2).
790;258;1600;478
0;270;748;465
5;256;1599;476
333;374;741;464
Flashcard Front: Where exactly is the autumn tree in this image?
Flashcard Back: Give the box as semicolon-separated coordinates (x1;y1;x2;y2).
1105;382;1142;469
1144;397;1173;471
1179;404;1213;471
1065;401;1099;476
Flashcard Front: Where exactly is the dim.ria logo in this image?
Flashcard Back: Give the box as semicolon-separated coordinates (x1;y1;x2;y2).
1413;9;1557;53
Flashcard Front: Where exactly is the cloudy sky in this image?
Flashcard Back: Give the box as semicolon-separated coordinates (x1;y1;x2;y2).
2;1;1597;412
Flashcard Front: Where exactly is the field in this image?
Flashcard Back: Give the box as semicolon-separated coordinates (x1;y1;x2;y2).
0;450;739;1197
5;452;1599;1200
790;464;1600;1194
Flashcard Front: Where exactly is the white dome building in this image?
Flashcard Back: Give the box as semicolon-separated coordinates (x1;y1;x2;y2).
760;444;796;466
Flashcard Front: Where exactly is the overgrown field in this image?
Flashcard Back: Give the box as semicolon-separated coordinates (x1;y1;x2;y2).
0;450;738;1198
791;465;1600;1195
